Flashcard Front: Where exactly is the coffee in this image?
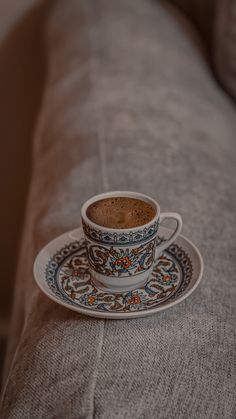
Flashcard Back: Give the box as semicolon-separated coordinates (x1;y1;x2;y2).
86;197;156;229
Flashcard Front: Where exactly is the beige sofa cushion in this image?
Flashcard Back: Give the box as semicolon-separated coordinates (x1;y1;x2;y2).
169;0;236;101
214;0;236;100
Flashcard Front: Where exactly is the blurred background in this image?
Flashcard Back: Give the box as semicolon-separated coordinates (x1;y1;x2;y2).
0;0;48;379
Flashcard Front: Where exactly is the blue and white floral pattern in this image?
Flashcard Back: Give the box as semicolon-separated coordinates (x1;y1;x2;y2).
82;219;159;246
87;238;155;277
45;238;193;313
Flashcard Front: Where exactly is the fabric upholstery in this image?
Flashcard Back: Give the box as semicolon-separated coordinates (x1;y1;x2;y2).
169;0;236;101
214;0;236;101
168;0;217;52
1;0;236;418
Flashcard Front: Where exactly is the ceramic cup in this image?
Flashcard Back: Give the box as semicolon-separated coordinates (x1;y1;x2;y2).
81;191;182;292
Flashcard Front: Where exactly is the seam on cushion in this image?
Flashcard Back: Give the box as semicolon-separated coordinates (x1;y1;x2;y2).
89;0;106;417
98;118;109;192
89;321;105;419
92;0;109;193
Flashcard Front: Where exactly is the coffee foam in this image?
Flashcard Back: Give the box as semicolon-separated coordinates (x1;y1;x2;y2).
86;197;156;229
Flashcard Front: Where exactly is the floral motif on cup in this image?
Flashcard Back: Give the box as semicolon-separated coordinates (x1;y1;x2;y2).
45;238;193;313
87;239;155;277
82;219;159;245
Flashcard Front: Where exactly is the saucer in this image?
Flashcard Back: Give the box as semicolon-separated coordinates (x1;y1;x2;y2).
33;227;203;319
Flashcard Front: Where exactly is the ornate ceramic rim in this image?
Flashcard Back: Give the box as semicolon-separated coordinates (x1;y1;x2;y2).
82;219;159;246
81;191;160;233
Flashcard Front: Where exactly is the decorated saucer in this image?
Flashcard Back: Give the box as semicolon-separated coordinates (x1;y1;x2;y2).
33;227;203;319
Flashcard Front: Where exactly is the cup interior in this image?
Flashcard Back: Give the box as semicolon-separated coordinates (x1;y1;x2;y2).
81;191;160;232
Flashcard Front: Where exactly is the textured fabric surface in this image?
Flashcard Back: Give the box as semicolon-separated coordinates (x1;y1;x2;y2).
214;0;236;101
168;0;217;52
169;0;236;102
1;0;236;418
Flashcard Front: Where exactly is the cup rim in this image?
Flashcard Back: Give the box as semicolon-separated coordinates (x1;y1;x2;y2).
81;191;160;233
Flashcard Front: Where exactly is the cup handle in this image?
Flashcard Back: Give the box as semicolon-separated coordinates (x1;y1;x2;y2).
155;212;182;259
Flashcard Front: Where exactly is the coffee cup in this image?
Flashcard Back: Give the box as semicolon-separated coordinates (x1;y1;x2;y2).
81;191;182;292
